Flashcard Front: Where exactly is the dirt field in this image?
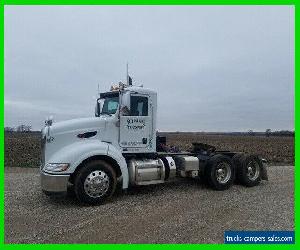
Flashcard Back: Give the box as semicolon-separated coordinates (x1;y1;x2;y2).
164;132;294;165
5;165;294;243
5;132;41;168
4;132;294;168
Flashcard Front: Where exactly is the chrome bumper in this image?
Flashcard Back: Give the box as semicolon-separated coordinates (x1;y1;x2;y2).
40;171;70;195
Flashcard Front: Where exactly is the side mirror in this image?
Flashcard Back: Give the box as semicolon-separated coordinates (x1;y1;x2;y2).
120;91;131;116
95;99;100;117
120;105;130;116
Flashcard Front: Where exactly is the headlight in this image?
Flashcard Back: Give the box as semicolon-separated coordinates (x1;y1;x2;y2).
44;163;70;172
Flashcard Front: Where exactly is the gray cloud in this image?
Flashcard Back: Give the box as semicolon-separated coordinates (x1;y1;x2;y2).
4;5;294;131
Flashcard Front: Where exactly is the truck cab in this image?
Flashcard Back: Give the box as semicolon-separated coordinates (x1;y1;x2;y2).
95;86;157;153
41;82;268;205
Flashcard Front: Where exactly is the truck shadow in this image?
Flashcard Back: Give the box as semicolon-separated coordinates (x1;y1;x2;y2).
43;177;207;207
126;178;206;196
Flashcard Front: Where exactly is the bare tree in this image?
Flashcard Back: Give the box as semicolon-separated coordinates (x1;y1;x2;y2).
16;124;32;132
4;127;15;132
265;129;271;137
248;130;255;136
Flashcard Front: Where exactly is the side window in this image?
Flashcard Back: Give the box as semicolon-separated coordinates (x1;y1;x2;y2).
130;96;148;116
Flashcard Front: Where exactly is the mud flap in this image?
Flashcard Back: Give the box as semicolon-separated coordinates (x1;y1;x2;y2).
260;159;268;181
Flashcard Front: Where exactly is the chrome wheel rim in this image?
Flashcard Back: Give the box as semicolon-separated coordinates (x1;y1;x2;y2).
84;170;110;198
215;162;231;184
246;161;260;181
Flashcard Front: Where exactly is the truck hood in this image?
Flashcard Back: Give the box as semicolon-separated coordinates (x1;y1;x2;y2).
49;116;108;135
42;116;114;165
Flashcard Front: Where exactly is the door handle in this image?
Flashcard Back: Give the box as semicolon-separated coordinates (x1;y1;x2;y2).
142;138;147;144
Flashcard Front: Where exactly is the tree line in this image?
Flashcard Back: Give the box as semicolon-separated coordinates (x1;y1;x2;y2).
248;129;294;137
5;125;294;137
5;125;32;132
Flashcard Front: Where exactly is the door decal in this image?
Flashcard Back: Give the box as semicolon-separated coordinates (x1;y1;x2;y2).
126;118;146;130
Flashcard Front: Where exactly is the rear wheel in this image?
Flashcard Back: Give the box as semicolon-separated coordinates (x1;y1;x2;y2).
74;160;117;205
237;155;262;187
232;153;245;183
205;154;234;190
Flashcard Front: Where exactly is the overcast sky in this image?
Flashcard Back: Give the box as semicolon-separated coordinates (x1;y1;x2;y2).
4;5;294;132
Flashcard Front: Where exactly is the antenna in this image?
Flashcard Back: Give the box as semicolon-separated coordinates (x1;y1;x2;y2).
126;62;129;85
97;83;100;97
126;62;133;86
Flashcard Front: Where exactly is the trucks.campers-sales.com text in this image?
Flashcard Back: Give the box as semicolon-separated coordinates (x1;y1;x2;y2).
224;231;295;244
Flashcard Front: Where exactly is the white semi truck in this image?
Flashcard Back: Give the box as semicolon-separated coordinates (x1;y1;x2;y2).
40;81;268;205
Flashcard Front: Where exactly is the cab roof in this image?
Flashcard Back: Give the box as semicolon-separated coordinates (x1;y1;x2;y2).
101;85;157;98
124;86;157;96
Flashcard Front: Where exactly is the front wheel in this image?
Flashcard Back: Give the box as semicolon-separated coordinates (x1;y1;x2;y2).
205;154;234;190
74;160;117;205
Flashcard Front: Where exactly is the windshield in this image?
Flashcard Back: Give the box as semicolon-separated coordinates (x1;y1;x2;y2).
100;96;119;115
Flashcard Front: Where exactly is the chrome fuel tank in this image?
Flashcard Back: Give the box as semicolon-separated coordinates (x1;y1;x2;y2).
128;159;165;185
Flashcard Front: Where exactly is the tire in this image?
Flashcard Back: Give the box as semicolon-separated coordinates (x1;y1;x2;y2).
74;160;117;205
232;153;244;165
67;184;76;198
205;154;234;190
232;153;245;183
237;154;262;187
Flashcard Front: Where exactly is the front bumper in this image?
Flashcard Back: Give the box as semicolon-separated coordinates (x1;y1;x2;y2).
40;171;70;195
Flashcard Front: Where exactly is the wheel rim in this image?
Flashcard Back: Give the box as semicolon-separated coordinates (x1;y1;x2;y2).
215;162;231;184
84;170;110;198
246;160;260;181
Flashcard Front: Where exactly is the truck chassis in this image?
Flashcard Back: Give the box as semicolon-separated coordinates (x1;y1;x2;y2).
62;139;268;205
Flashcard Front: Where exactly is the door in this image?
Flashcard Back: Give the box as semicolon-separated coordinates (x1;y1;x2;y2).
119;94;152;150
